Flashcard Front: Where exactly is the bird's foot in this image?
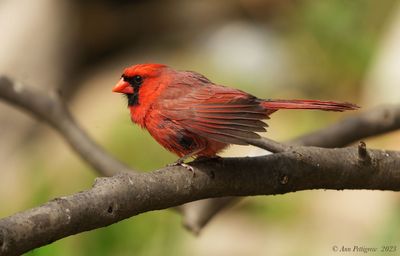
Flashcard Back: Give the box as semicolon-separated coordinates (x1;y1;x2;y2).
167;161;195;176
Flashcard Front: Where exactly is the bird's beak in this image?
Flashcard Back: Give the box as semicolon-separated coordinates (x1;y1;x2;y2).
112;79;133;94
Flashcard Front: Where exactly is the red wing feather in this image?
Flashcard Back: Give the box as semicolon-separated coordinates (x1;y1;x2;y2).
160;85;272;145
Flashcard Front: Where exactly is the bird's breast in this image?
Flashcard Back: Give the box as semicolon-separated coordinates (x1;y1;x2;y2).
128;105;148;127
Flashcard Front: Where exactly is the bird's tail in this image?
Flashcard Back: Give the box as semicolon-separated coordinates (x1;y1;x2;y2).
261;99;359;112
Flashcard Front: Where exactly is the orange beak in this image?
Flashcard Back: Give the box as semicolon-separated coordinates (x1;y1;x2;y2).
112;79;134;94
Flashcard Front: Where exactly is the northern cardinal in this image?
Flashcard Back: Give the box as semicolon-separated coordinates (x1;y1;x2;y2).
113;63;358;165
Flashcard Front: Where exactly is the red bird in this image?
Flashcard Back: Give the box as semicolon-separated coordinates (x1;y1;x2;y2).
113;63;358;165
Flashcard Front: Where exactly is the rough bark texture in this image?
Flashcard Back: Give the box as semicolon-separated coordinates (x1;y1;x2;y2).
1;146;400;255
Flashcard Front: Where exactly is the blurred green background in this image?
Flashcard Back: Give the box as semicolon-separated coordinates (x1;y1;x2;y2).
0;0;400;255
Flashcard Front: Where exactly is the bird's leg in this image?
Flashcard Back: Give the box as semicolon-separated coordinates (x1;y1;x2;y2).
168;148;205;175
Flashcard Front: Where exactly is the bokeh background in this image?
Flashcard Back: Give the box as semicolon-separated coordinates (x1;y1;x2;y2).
1;0;400;255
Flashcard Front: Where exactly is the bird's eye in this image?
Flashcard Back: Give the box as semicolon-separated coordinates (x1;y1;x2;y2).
122;75;143;86
133;75;143;85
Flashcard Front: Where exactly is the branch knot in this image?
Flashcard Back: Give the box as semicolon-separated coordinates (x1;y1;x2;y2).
358;141;371;164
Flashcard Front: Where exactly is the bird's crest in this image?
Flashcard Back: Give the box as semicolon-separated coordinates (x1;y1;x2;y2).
123;63;167;78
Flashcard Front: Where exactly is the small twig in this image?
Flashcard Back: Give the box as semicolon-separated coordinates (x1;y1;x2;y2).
244;137;289;153
358;141;372;164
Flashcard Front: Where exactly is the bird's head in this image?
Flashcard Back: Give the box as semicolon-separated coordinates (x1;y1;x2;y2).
113;63;168;106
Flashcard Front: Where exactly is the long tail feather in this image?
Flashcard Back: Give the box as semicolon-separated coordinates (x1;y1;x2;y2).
261;99;359;112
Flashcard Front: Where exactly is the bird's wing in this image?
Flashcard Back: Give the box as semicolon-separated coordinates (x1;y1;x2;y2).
159;84;275;145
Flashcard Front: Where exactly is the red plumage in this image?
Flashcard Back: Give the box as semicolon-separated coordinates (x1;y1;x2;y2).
113;64;358;161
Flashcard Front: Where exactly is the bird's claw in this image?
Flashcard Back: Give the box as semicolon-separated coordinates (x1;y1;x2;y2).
167;161;195;176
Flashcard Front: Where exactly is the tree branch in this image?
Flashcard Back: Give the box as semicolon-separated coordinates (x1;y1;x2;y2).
290;105;400;147
1;145;400;255
0;76;131;176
